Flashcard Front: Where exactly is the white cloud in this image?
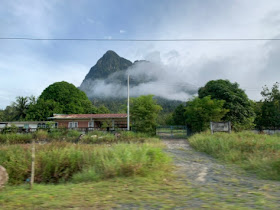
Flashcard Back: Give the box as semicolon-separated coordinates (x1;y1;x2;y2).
1;0;280;108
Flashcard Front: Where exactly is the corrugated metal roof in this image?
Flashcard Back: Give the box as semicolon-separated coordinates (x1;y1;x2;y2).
49;114;127;120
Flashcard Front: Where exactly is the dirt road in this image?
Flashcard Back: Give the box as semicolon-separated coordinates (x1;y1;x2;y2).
162;139;280;209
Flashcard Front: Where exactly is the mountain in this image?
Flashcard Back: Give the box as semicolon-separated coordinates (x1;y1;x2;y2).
79;50;185;113
81;50;132;87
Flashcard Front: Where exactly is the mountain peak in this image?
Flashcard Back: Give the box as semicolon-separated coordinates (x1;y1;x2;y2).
80;51;133;87
104;50;118;56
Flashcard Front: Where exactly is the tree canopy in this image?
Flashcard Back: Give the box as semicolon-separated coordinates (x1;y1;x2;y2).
171;104;186;125
131;95;162;135
184;96;228;132
39;81;93;114
255;83;280;129
198;80;255;130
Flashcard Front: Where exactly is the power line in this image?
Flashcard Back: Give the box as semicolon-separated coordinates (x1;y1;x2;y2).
1;37;280;42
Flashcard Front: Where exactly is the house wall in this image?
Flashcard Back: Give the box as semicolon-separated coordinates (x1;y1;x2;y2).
56;119;127;128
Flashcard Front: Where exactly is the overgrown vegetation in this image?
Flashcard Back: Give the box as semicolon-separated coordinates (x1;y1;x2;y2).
184;96;228;132
0;141;170;185
0;130;157;144
131;95;162;135
189;131;280;180
198;80;256;130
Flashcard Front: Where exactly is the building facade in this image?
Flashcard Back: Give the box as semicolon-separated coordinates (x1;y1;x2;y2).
48;113;128;130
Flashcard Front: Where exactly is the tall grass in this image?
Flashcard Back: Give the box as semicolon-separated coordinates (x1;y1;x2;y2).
189;131;280;180
0;133;33;144
0;130;157;144
0;142;170;185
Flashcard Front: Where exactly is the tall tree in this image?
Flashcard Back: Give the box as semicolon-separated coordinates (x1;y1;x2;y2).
256;83;280;129
13;96;29;120
171;104;186;125
131;95;162;135
184;96;228;132
39;81;93;114
198;80;255;130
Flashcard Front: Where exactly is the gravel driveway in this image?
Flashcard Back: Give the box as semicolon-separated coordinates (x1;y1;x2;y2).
163;139;280;209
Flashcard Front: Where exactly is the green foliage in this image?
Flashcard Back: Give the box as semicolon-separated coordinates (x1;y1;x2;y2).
33;130;48;140
72;143;169;183
171;104;186;125
0;105;17;121
91;97;183;115
1;123;18;134
26;99;62;121
13;96;29;120
0;142;170;184
39;81;93;114
131;95;162;135
23;81;107;121
0;109;4;121
189;132;280;180
255;83;280;129
184;96;228;132
0;133;33;144
198;80;255;130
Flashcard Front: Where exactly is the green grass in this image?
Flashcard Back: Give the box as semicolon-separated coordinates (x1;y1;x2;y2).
0;130;158;144
188;131;280;180
1;173;280;209
0;141;170;185
0;176;200;209
0;133;33;144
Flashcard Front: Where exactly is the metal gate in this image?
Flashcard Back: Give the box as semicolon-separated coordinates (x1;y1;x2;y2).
156;126;190;138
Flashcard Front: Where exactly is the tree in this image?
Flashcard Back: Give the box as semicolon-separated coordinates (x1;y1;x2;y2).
1;105;17;121
26;99;62;121
39;81;93;114
256;83;280;129
198;80;255;130
171;104;186;125
13;96;29;120
131;95;162;135
185;96;228;132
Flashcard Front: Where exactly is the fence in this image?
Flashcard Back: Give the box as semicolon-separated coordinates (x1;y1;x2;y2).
156;126;190;138
0;127;128;134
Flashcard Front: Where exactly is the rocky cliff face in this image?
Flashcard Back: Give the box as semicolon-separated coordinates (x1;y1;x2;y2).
80;50;132;90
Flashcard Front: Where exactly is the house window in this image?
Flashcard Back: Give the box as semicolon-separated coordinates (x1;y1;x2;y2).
88;121;94;128
69;122;78;128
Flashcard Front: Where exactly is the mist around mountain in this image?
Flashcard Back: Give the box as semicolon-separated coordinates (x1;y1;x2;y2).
80;50;197;112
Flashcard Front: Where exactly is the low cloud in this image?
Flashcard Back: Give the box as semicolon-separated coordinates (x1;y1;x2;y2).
81;57;198;101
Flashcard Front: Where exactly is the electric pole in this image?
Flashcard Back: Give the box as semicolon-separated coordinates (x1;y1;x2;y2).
127;74;130;131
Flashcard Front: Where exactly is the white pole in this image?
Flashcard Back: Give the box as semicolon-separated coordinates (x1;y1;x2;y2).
127;74;130;131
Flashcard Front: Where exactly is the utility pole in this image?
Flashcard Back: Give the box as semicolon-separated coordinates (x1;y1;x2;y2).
127;74;130;131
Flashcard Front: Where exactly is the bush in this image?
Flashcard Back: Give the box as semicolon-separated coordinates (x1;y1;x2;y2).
0;133;33;144
0;142;170;184
189;131;280;180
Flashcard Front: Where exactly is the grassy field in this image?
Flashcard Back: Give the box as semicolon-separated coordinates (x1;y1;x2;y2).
0;141;169;185
189;131;280;180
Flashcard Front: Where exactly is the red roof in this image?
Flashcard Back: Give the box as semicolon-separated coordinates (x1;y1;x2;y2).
49;114;127;120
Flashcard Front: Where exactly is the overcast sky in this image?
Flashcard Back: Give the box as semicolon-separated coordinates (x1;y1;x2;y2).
1;0;280;108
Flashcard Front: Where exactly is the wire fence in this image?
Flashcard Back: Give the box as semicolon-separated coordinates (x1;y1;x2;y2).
156;126;191;139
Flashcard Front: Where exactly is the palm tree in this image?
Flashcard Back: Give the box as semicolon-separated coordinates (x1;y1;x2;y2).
14;96;29;120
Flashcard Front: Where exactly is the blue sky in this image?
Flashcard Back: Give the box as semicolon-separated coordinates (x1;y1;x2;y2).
1;0;280;108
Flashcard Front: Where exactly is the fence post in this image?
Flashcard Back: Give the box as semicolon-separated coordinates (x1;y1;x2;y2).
30;139;35;189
